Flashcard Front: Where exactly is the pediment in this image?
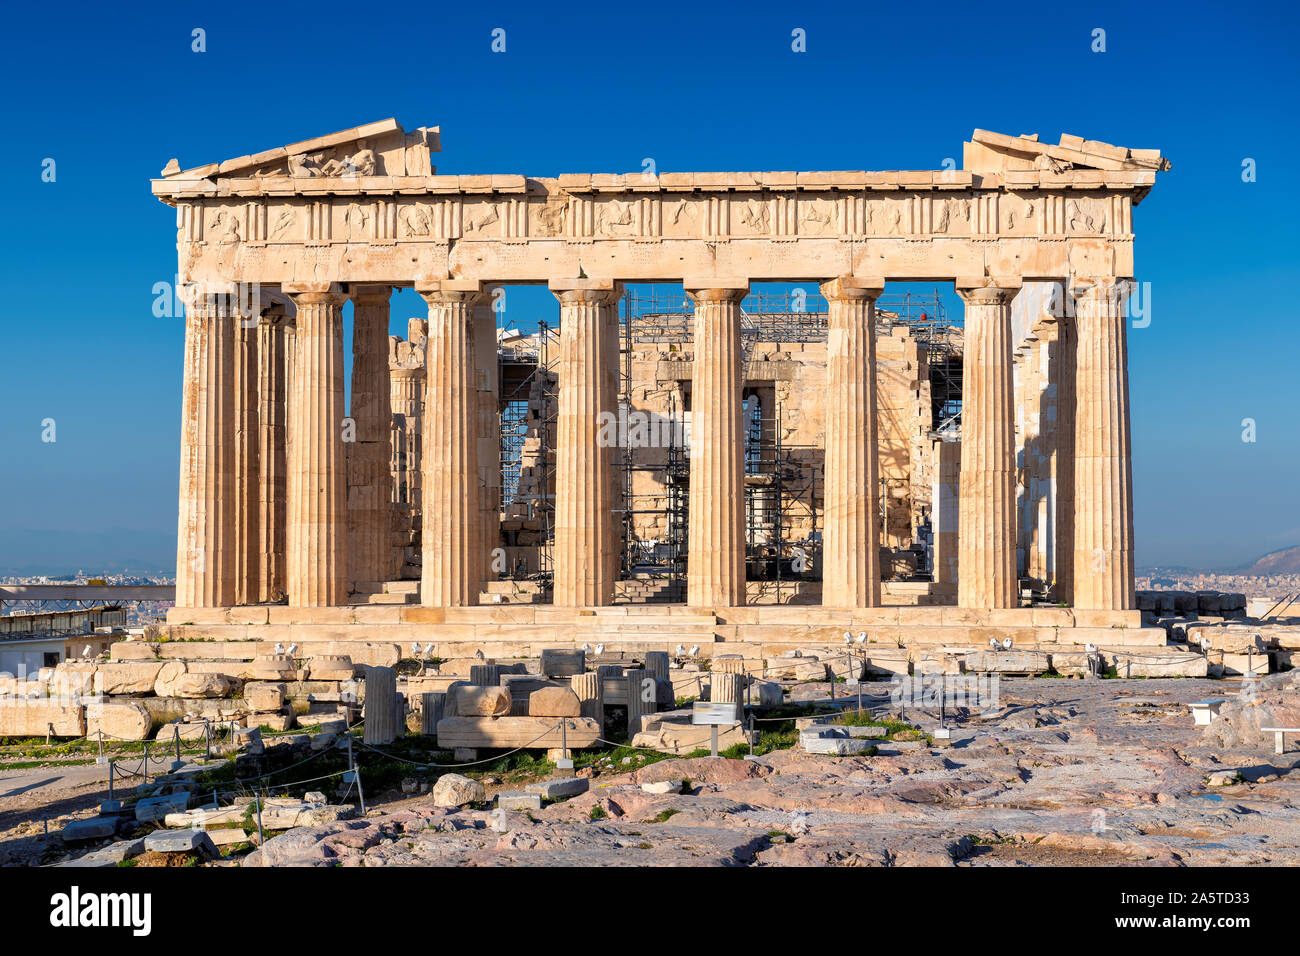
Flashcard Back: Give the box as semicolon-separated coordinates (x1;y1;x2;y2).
159;118;440;181
965;129;1170;174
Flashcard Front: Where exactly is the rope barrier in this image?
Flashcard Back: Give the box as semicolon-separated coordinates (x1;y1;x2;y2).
352;721;564;769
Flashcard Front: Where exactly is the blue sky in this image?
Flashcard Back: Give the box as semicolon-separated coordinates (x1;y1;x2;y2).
1;0;1296;574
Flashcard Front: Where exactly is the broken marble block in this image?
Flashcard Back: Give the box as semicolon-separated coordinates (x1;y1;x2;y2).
497;791;543;811
433;773;486;807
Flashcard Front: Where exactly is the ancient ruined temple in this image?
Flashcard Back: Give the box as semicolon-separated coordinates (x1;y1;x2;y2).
152;119;1169;654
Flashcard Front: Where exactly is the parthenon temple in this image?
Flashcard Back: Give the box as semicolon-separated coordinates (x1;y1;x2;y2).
153;119;1170;656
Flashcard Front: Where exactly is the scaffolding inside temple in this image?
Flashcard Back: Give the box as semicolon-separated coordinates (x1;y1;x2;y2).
875;291;964;436
487;285;962;597
616;288;822;601
497;321;558;582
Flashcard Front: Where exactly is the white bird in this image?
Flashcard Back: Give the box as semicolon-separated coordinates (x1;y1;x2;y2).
411;642;421;654
989;637;999;649
1085;643;1097;654
843;634;852;645
581;643;591;652
274;643;285;655
594;643;605;655
675;644;686;656
1001;637;1012;650
689;645;699;656
855;632;867;644
423;643;434;656
287;643;298;655
82;645;92;658
474;649;486;661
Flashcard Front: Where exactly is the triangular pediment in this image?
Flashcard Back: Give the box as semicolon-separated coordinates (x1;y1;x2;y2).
159;119;440;180
965;129;1170;175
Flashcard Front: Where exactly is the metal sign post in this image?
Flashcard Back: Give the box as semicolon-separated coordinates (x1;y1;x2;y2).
692;701;740;758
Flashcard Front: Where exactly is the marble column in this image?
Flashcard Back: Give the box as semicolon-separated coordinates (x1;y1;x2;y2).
419;282;483;607
1054;306;1077;604
233;305;260;605
284;283;348;607
256;304;288;603
347;285;394;593
550;280;621;606
684;282;748;608
390;365;424;506
175;285;238;608
1070;278;1136;610
474;301;502;589
932;438;961;585
956;280;1021;609
820;276;884;608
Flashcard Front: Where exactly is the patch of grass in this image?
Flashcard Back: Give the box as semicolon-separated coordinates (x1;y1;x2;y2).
967;834;1017;846
829;711;933;745
573;745;677;771
589;804;607;820
651;808;680;823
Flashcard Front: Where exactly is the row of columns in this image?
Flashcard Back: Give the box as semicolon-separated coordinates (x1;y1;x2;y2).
176;282;394;609
954;278;1135;610
176;274;1135;613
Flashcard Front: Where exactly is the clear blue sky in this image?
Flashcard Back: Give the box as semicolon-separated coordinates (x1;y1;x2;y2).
1;0;1296;574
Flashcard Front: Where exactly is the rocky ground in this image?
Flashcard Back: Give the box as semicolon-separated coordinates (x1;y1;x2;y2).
235;676;1300;867
9;675;1300;867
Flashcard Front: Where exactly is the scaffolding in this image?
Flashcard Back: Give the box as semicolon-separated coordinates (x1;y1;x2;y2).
617;289;822;601
875;291;963;436
491;285;961;598
497;321;559;582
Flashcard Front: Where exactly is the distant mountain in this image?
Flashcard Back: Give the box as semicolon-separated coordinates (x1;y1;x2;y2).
1241;545;1300;576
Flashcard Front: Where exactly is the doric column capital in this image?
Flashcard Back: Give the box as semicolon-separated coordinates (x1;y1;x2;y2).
416;278;485;307
956;278;1022;307
283;282;346;308
819;275;885;301
348;284;394;307
257;305;287;330
683;278;748;305
178;280;253;313
548;278;623;306
1068;276;1134;308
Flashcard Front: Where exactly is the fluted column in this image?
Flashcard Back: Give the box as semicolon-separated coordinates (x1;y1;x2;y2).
390;366;424;506
419;282;483;606
820;276;884;607
474;302;502;588
175;285;238;608
284;283;348;607
1052;313;1076;603
956;280;1021;609
684;281;748;608
1070;278;1136;610
347;285;394;592
550;280;621;606
233;306;259;605
256;304;288;602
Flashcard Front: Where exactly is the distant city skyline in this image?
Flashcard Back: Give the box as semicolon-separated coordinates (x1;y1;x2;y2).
2;2;1297;573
